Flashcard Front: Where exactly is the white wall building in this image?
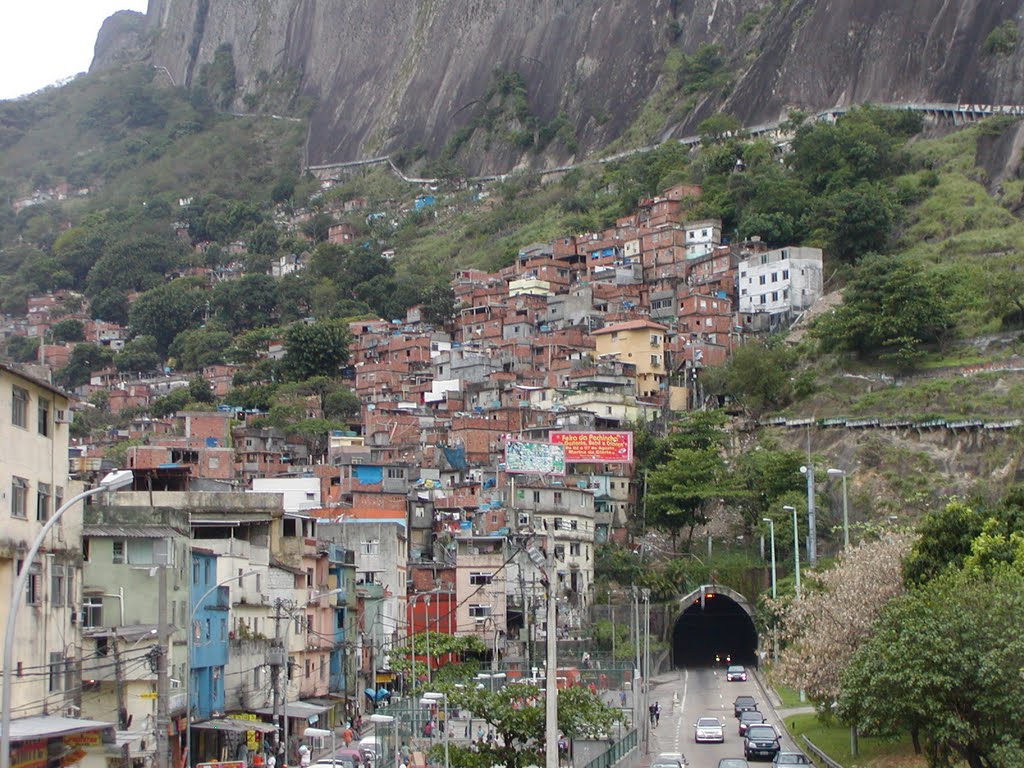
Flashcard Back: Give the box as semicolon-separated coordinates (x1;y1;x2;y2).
684;219;722;259
0;364;78;721
738;246;824;315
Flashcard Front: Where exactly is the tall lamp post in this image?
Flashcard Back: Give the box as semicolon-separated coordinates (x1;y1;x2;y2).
799;466;817;565
827;468;850;549
761;518;776;600
783;505;800;600
186;570;259;767
420;693;447;768
2;469;134;768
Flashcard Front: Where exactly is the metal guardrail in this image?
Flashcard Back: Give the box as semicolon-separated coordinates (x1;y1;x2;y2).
580;729;637;768
801;735;843;768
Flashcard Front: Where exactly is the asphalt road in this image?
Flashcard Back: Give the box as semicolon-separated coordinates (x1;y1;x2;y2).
643;667;801;767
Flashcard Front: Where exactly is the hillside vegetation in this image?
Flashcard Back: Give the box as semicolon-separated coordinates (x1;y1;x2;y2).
4;68;1024;514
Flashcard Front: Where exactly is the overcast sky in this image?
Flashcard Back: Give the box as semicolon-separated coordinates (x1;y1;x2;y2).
0;1;150;100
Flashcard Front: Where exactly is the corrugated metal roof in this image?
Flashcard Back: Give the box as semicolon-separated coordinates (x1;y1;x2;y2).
9;715;114;741
83;525;183;539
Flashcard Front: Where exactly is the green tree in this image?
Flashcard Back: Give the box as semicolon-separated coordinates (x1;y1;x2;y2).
169;327;234;371
813;253;954;366
732;440;807;533
85;233;180;299
212;274;278;333
708;341;795;415
52;225;106;284
903;500;987;586
89;288;130;325
645;411;734;549
56;343;114;389
128;280;207;355
49;319;85;343
420;283;458;328
5;335;39;363
434;683;619;768
115;335;162;373
839;567;1024;767
280;319;352;381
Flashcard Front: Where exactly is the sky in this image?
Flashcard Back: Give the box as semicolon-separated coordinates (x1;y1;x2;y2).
0;1;150;100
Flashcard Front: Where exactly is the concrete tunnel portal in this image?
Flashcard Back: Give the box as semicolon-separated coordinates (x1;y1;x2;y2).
672;585;759;667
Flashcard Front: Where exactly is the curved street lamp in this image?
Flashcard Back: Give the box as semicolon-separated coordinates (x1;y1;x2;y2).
2;470;134;768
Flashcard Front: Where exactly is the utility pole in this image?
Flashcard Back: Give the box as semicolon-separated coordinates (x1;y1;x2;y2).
632;587;640;733
155;565;170;768
270;601;285;754
113;635;127;730
544;533;558;768
638;593;647;753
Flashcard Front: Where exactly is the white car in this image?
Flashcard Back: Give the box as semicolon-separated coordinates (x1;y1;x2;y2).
694;717;725;743
657;752;687;768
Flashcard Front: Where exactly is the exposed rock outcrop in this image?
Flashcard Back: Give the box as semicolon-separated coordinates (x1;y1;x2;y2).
92;0;1024;174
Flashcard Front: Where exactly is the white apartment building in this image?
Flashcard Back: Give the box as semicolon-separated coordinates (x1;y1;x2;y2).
738;246;824;315
684;219;722;259
0;364;77;719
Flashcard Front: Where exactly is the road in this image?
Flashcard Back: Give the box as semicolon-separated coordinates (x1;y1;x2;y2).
642;667;802;767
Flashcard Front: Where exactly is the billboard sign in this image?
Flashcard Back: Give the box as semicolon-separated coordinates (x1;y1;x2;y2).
504;441;566;475
550;431;634;463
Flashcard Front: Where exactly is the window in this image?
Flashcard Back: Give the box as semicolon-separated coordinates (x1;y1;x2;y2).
205;618;211;640
112;541;125;564
220;619;226;641
470;572;492;586
570;543;581;556
37;397;50;436
51;564;66;607
772;292;778;302
553;492;563;505
468;604;491;619
83;598;103;626
49;652;63;692
758;275;766;285
12;386;28;429
253;668;261;687
554;545;565;560
361;540;380;555
782;269;789;280
305;660;312;678
532;491;541;503
320;655;326;680
651;355;660;367
386;468;404;479
11;476;28;519
554;517;563;531
771;272;778;283
23;562;41;605
306;615;314;633
55;486;63;515
306;568;314;587
83;539;90;562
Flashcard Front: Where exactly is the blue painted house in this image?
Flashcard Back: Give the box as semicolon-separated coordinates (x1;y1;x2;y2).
327;544;356;698
190;550;229;720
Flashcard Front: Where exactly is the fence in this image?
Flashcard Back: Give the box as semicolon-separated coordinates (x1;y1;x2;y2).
801;735;843;768
580;729;637;768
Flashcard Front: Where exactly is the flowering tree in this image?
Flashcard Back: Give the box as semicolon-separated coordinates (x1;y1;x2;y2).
773;532;914;704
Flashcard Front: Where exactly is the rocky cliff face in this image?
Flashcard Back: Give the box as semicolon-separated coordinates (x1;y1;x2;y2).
94;0;1024;173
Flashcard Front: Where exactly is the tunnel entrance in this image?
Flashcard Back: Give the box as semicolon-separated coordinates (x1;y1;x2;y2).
672;589;758;667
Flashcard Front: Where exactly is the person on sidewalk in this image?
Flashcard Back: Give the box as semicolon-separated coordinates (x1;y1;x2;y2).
342;725;354;747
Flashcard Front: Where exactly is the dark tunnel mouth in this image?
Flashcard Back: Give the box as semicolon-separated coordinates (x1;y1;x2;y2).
672;592;759;667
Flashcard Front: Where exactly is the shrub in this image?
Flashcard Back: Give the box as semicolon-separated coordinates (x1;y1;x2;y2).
984;21;1019;56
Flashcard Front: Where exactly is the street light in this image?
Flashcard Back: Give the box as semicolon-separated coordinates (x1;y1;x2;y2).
799;465;817;565
761;519;776;600
368;714;397;768
186;570;259;767
2;469;134;768
783;505;800;600
827;468;850;549
421;692;448;768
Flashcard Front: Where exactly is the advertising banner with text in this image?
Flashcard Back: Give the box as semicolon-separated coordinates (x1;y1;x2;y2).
550;431;634;463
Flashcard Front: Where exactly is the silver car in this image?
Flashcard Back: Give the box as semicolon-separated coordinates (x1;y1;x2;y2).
694;716;725;743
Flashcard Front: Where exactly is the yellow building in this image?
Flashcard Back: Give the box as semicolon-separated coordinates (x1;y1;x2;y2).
592;319;669;400
0;364;88;727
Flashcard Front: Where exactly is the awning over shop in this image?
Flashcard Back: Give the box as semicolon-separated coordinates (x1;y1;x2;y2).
9;715;115;742
191;720;279;735
252;701;329;720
